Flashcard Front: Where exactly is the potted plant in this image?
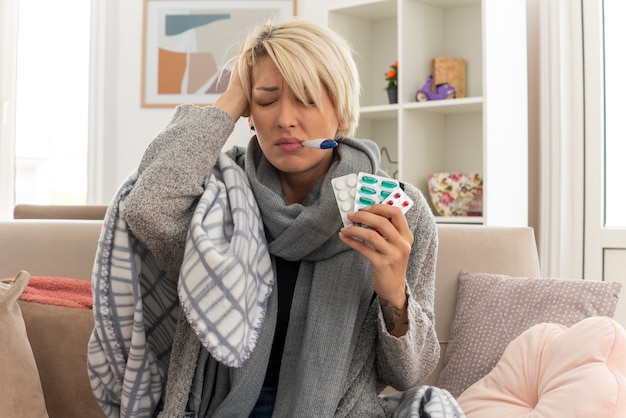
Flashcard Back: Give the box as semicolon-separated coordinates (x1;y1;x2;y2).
385;61;398;104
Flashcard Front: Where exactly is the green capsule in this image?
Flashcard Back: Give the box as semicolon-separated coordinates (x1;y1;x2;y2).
380;190;391;199
381;180;398;189
358;197;376;206
360;176;378;185
359;186;377;195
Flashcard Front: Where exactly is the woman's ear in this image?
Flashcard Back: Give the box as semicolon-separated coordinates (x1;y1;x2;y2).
248;117;255;131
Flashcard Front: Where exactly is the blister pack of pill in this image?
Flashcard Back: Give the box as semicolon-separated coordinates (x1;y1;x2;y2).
331;173;358;227
331;172;414;228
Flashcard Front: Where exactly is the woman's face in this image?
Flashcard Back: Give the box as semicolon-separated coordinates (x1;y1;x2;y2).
249;56;341;180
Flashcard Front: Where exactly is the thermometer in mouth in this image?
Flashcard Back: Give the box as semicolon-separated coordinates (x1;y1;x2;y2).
301;139;338;149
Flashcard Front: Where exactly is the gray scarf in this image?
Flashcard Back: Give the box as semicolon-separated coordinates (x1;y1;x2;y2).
160;137;387;417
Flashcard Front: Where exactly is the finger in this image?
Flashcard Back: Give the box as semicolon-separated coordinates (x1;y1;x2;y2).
361;204;410;234
340;224;390;252
347;206;413;248
338;228;378;254
338;231;395;271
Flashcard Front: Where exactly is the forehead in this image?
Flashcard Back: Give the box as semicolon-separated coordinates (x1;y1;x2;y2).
252;57;282;88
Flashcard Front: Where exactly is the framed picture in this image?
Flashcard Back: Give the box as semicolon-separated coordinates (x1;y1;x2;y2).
142;0;296;107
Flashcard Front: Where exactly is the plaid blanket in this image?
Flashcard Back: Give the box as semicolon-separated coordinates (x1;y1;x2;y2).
87;154;273;417
385;385;465;418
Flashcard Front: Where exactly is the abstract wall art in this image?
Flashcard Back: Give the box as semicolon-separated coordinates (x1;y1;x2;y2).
142;0;295;107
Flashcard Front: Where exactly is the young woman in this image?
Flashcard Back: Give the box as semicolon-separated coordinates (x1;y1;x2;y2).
90;18;439;418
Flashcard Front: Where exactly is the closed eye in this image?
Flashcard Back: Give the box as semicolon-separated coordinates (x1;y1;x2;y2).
296;97;316;106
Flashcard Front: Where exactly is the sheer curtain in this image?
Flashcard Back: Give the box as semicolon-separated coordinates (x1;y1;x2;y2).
0;0;96;220
527;0;584;278
0;0;18;219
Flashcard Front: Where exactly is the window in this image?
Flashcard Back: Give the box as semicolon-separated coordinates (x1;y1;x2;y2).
12;0;91;206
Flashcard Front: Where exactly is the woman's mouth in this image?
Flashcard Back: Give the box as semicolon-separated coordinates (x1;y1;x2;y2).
276;137;304;151
275;137;338;151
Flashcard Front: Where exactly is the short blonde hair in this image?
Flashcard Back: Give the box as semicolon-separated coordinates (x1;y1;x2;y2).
235;18;360;139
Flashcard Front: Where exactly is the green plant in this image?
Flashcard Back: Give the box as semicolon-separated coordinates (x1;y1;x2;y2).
385;61;398;90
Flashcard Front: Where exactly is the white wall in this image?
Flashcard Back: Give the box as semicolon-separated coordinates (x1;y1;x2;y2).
98;0;333;202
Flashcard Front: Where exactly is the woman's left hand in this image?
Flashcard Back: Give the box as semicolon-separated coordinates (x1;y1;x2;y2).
338;204;414;335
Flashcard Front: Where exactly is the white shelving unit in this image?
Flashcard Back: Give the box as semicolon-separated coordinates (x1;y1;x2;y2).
328;0;528;226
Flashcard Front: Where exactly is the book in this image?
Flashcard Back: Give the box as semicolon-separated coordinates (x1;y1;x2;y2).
432;57;466;98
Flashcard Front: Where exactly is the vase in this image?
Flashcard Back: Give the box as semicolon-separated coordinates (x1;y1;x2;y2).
386;88;398;104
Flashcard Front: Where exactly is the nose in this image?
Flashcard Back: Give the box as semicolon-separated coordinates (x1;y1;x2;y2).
275;100;297;129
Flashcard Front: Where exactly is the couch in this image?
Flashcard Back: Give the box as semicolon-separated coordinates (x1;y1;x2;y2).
12;204;108;220
1;219;623;417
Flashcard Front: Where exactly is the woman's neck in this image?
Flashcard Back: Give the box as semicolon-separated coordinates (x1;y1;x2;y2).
279;157;333;204
279;174;320;204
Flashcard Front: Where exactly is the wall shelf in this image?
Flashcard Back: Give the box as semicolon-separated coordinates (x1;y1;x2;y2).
328;0;528;226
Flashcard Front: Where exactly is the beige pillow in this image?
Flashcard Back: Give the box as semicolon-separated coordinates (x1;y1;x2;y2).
437;270;622;398
0;270;48;417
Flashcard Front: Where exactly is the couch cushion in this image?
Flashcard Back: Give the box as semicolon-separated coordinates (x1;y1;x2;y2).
20;299;105;417
437;270;622;397
2;272;104;417
457;316;626;417
0;271;48;418
425;225;540;386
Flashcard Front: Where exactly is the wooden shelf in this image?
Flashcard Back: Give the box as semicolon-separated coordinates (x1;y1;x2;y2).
435;216;483;225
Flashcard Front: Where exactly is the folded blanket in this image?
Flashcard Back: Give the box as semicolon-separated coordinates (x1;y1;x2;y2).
88;154;273;417
18;276;92;310
179;154;274;367
384;385;465;418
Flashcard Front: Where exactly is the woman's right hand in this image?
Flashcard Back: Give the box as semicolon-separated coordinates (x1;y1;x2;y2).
214;60;250;122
